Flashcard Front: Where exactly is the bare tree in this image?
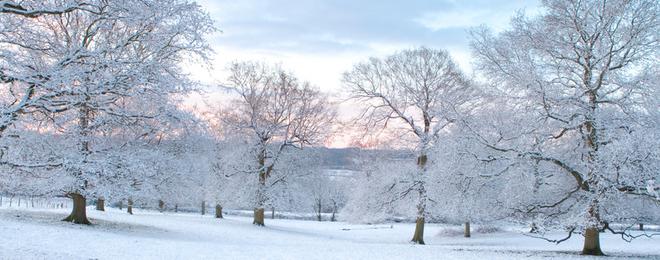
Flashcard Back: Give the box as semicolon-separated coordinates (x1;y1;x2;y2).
471;0;659;255
343;47;474;244
223;61;335;226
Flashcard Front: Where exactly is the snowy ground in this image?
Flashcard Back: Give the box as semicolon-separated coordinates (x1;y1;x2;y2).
0;206;659;260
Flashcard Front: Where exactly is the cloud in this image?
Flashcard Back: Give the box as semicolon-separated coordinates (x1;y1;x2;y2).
414;9;499;31
414;1;542;32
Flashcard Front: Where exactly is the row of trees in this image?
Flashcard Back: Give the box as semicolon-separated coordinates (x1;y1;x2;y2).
0;0;658;257
341;0;659;255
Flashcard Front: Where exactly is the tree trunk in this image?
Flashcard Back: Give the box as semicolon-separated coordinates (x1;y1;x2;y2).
582;227;604;256
253;208;265;226
215;204;223;219
118;200;123;210
411;153;427;245
201;200;206;215
253;143;269;226
639;223;644;231
158;200;165;213
127;199;133;215
271;207;275;219
331;201;337;222
464;222;471;238
175;204;178;213
62;193;91;225
411;217;425;244
96;197;105;211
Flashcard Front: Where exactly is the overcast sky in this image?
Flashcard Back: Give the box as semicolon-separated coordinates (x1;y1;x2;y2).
192;0;541;92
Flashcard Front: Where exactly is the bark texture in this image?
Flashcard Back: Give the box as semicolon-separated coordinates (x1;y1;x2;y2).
96;197;105;211
215;204;223;219
253;208;265;226
127;199;133;215
62;193;91;225
411;217;425;244
582;227;604;256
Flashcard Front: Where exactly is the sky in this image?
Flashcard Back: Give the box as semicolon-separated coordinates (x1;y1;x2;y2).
187;0;542;147
191;0;542;93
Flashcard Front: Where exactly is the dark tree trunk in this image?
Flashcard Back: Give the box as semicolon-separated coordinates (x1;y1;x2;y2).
127;199;133;215
271;207;275;219
316;200;322;221
253;208;265;226
464;222;471;238
201;201;206;215
62;193;91;225
158;200;165;213
331;201;337;222
639;223;644;231
118;200;123;210
411;217;425;244
175;204;178;213
215;204;223;219
96;197;105;211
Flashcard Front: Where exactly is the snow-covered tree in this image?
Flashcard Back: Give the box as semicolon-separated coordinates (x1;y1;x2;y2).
1;0;215;224
221;61;336;226
343;47;476;244
470;0;659;255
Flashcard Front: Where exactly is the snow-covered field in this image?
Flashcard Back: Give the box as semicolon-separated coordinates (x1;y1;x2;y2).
1;207;658;260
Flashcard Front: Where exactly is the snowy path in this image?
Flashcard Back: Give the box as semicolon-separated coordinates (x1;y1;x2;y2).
0;207;658;259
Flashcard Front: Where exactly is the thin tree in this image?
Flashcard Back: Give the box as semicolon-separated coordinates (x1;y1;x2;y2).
343;47;474;244
223;61;335;226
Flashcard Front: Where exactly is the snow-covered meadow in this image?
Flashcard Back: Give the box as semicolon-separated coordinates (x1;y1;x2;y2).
1;205;658;260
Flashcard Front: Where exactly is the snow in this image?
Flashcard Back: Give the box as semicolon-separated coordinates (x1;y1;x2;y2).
1;206;658;259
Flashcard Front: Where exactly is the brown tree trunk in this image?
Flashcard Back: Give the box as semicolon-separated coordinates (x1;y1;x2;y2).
215;204;223;219
127;199;133;215
62;193;91;224
411;217;425;244
582;227;604;256
253;208;265;226
158;200;165;213
96;197;105;211
464;222;471;238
